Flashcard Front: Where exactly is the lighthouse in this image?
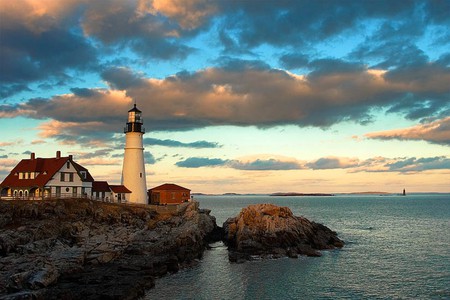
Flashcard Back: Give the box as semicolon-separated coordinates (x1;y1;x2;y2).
121;104;147;204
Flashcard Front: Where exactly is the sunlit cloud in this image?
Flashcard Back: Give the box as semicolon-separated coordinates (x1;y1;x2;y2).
365;117;450;145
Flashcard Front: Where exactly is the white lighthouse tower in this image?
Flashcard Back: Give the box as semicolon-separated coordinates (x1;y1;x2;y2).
121;104;147;204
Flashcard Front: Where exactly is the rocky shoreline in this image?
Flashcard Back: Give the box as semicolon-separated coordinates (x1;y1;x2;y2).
0;199;219;299
0;200;343;299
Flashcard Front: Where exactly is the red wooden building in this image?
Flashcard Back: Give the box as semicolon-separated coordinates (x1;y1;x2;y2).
148;183;191;205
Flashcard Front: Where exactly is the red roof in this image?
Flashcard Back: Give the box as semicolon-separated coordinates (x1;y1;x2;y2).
92;181;110;192
0;155;94;188
110;185;131;193
149;183;190;192
72;161;94;182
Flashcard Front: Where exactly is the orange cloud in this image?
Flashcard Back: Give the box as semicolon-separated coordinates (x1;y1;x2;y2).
0;0;86;32
365;117;450;145
149;0;218;30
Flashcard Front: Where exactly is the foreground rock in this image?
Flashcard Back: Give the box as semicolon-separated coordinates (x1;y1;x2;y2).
223;204;344;262
0;199;219;299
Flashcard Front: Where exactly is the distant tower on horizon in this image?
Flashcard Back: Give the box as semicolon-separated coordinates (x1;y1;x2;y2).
121;104;147;204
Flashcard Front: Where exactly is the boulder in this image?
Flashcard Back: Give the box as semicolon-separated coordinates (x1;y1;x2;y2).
223;203;343;262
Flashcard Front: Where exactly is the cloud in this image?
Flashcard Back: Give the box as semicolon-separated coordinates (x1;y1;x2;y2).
0;142;16;147
365;117;450;145
229;158;303;171
176;157;228;168
306;157;360;170
174;154;450;174
75;149;113;160
77;158;121;166
2;60;448;139
216;1;450;52
0;0;98;97
31;140;46;145
144;151;157;164
176;155;303;171
144;137;219;148
148;0;218;30
80;0;195;59
0;158;19;174
384;156;450;173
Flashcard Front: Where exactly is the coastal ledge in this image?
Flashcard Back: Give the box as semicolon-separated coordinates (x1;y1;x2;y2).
223;204;344;262
0;198;220;299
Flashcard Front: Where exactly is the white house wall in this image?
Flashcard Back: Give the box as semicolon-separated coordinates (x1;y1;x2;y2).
46;160;92;197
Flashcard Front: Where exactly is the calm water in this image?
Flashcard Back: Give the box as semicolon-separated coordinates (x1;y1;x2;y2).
146;194;450;299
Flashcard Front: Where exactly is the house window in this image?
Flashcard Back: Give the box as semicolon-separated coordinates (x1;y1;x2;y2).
72;187;77;196
19;173;23;179
60;173;65;182
172;192;176;199
56;187;61;197
67;161;70;169
24;172;29;179
69;173;74;182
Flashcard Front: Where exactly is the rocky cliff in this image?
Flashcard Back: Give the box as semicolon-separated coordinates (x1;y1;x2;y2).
0;199;219;299
223;203;344;262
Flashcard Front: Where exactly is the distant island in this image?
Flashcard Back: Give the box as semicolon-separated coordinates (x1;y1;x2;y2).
270;192;334;197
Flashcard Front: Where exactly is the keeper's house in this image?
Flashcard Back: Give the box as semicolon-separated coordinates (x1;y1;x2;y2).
148;183;191;205
0;151;130;203
0;151;94;199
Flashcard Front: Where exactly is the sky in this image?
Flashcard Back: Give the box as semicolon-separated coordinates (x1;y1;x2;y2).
1;0;449;194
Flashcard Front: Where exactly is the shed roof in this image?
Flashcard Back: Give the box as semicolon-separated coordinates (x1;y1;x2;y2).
110;185;131;193
92;181;110;192
149;183;190;192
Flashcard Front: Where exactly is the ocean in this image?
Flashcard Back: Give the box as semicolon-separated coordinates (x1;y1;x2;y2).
145;194;450;299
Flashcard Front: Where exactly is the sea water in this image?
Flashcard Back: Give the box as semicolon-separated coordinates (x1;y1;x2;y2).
145;194;450;299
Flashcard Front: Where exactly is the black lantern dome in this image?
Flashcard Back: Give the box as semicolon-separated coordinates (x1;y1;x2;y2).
124;104;145;133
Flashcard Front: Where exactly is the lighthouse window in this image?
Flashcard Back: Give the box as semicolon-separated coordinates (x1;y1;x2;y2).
128;112;135;122
140;173;142;178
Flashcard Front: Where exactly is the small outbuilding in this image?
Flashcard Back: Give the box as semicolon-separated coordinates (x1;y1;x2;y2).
148;183;191;205
92;181;131;203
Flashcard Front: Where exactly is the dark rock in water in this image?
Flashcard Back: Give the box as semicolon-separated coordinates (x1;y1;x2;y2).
223;203;344;262
0;199;221;299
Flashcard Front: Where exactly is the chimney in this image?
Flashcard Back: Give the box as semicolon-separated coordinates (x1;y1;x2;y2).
56;151;61;159
69;155;73;161
31;153;35;160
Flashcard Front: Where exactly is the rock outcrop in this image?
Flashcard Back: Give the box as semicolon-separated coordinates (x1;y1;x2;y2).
223;204;344;262
0;199;219;299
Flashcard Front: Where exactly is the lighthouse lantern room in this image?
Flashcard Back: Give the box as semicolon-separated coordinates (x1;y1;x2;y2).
121;104;147;204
